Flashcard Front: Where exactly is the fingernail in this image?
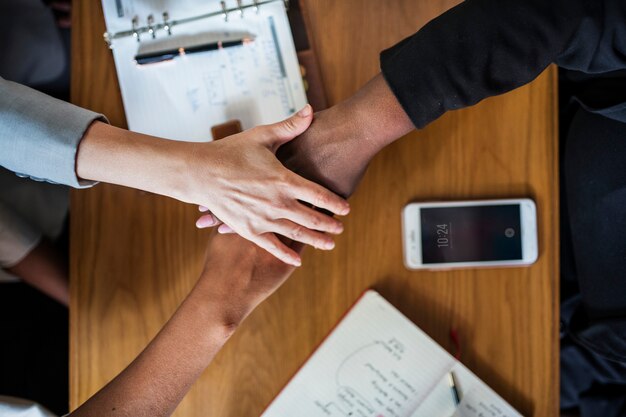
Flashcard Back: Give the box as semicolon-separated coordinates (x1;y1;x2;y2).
197;217;215;228
218;224;231;233
291;257;302;267
321;241;335;250
297;104;312;117
199;206;209;212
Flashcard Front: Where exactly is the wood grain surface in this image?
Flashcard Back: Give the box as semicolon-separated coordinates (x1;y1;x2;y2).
70;0;559;415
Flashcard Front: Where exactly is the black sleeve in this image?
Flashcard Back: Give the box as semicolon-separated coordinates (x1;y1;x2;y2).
380;0;626;129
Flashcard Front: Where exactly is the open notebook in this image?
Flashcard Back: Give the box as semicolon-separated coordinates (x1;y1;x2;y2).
101;0;307;141
262;290;523;417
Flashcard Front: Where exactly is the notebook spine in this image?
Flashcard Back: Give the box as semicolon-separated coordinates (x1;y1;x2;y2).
104;0;289;48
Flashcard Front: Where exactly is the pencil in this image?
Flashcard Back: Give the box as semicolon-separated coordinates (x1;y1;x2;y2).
448;371;461;406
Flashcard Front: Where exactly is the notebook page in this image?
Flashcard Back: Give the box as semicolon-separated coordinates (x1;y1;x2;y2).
101;0;307;141
409;362;522;417
451;387;521;417
262;291;456;417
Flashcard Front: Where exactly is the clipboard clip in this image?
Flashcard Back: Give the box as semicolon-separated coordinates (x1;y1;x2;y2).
221;1;229;22
132;16;140;42
103;0;287;47
163;12;172;35
237;0;245;17
147;14;156;39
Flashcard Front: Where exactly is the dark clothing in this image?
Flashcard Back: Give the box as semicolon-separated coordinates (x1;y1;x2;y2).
560;102;626;415
564;106;626;325
379;0;626;414
380;0;626;128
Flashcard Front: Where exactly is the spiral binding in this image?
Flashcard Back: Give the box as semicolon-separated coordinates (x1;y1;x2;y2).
104;0;289;48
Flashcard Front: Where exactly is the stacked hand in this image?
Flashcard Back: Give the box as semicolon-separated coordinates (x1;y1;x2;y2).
78;75;410;267
195;76;414;262
68;74;415;417
78;105;350;267
187;105;349;266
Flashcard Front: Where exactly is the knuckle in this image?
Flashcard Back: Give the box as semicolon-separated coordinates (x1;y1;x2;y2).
280;118;297;133
274;200;288;212
290;225;305;240
309;214;322;228
314;190;329;208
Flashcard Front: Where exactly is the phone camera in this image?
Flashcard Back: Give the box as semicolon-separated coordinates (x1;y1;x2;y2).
505;228;515;238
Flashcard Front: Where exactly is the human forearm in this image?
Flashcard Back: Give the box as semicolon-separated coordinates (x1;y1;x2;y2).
327;74;415;155
70;302;231;417
68;234;299;417
69;260;242;417
76;121;191;202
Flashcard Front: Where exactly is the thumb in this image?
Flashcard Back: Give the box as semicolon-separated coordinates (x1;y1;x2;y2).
263;104;313;150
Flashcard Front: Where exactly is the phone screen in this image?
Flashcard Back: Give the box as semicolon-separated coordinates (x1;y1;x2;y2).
420;204;522;264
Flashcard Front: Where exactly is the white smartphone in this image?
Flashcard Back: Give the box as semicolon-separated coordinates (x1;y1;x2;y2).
402;199;538;270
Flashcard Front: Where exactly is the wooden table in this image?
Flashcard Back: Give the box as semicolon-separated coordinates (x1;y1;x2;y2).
70;1;559;415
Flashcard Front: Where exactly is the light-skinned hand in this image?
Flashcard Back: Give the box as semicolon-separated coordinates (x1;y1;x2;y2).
184;105;350;266
78;105;348;267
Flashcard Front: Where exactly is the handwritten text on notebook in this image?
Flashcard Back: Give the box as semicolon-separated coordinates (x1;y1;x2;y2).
262;291;523;417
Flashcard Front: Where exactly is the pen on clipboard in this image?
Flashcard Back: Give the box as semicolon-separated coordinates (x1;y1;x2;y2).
134;37;254;65
269;16;296;113
448;372;461;406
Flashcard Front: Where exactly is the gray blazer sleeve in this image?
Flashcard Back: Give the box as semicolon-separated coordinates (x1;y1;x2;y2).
0;76;107;188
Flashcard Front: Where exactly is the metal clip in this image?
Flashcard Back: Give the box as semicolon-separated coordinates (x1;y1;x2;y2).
163;12;172;35
253;0;260;14
147;14;156;39
132;16;140;42
103;32;113;49
237;0;244;17
221;1;228;22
